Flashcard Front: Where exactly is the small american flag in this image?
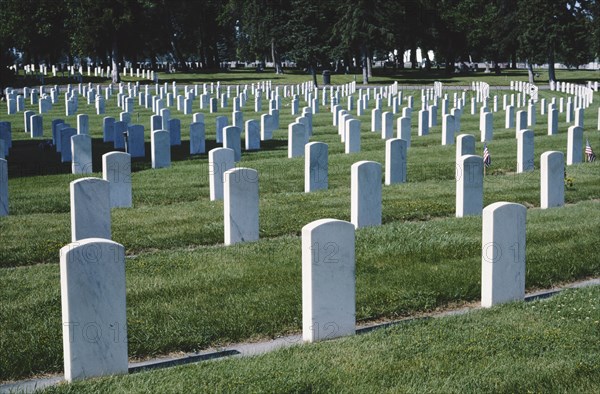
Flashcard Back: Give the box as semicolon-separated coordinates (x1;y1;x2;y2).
483;142;491;168
585;139;596;162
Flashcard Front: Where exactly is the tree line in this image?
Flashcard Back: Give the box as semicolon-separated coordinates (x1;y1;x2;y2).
1;0;599;85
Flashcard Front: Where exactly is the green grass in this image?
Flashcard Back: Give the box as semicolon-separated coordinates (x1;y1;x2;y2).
41;285;600;393
6;67;600;89
1;78;599;382
1;202;599;382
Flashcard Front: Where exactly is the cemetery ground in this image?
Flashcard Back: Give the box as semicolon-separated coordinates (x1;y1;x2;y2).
6;67;600;89
1;76;599;389
40;286;600;393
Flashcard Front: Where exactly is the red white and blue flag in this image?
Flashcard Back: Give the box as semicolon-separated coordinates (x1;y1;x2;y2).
586;139;596;162
483;142;491;168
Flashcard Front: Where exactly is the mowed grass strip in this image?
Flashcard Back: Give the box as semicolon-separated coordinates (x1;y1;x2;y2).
40;285;600;393
1;89;599;267
1;200;599;381
8;67;600;89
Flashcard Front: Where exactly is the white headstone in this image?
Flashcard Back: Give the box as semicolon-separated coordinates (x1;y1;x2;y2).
190;122;205;155
0;158;7;216
223;125;242;162
456;155;484;217
547;108;558;135
480;112;493;142
245;119;260;150
77;114;89;135
288;122;306;158
60;128;77;162
260;114;274;141
302;219;355;343
381;111;393;140
566;126;583;165
151;130;171;169
224;167;259;245
441;114;455;145
515;110;527;137
305;142;328;193
517;129;535;173
345;119;361;154
540;151;564;209
505;105;515;129
102;152;132;208
70;178;111;241
396;116;411;147
481;202;526;307
209;147;235;201
71;134;93;174
418;110;429;136
371;108;382;132
385;138;407;185
212;115;226;144
168;118;181;146
60;238;128;381
456;134;476;163
30;114;43;137
351;161;382;229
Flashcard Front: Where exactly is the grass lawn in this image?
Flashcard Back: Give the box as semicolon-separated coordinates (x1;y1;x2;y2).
6;67;600;89
0;77;599;382
41;285;600;393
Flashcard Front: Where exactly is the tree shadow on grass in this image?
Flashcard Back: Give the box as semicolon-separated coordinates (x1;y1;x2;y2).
6;137;288;178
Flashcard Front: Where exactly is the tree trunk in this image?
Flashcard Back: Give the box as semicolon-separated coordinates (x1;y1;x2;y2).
410;42;418;69
445;54;454;75
361;46;369;84
547;47;556;83
271;38;283;74
111;39;120;84
310;63;318;88
423;48;432;70
511;51;517;69
366;48;372;78
527;61;534;84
